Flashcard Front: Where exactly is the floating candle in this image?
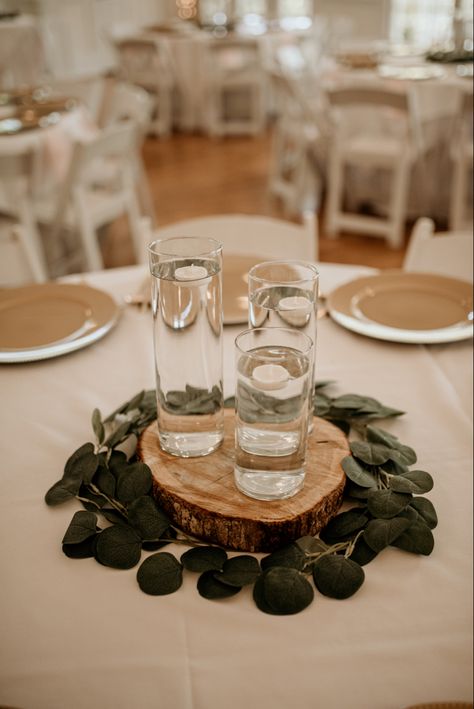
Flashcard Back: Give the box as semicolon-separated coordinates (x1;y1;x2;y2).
174;264;209;286
278;295;312;327
252;363;289;391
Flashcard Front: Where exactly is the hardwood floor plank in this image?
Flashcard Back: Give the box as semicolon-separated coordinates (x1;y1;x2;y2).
102;129;409;270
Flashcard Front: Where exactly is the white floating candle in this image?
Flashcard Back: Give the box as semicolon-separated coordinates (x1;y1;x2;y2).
252;363;289;391
278;295;312;327
174;264;209;286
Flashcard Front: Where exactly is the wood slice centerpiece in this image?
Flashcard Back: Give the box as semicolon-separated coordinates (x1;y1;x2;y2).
138;410;349;552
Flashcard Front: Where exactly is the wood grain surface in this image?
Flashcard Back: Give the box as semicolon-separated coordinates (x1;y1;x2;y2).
137;410;349;552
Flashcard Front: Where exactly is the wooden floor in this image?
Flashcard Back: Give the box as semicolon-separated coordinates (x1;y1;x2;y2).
102;129;410;270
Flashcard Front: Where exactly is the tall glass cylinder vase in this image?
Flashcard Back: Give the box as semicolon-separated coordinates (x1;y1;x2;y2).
148;236;224;457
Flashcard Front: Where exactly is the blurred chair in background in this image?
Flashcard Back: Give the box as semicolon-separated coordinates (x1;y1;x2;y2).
324;86;416;249
201;38;266;137
101;80;157;225
267;69;327;217
449;90;473;232
0;150;48;286
35;121;148;272
43;74;108;126
154;212;318;261
404;217;473;282
111;35;175;137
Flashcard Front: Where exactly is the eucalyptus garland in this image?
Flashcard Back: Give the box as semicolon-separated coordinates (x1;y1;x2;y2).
45;383;437;616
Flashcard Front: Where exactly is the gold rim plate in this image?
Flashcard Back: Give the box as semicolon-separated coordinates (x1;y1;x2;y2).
327;271;473;344
0;283;120;363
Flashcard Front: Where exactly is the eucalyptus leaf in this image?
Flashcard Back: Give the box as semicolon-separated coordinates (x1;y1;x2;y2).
115;462;152;504
367;489;412;519
101;508;129;526
142;528;177;551
366;425;399;447
313;555;365;599
62;510;98;545
104;421;132;449
409;497;438;529
342;456;378;488
63;535;97;559
389;470;434;495
364;517;411;553
94;525;142;569
64;442;95;476
319;508;369;543
137;552;183;595
349;536;379;566
314;392;331;416
92;408;105;445
343;480;371;500
315;380;335;390
350;441;392;466
332;394;372;410
260;543;306;572
224;396;235;408
198;570;241;599
181;546;227;572
44;480;76;506
254;567;314;615
108;450;128;479
219;555;261;587
127;496;170;540
93;464;116;499
391;522;435;555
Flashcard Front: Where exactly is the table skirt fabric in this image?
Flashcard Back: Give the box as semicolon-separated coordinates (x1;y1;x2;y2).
0;264;472;709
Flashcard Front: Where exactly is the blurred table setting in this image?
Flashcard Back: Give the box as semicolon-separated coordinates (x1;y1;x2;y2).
0;243;472;708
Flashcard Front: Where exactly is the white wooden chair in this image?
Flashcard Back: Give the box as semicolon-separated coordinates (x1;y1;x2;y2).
101;81;157;226
35;121;147;272
267;69;327;217
404;217;473;282
111;35;175;137
449;91;473;232
201;38;266;137
43;74;107;125
154;212;318;262
0;150;48;286
324;86;416;249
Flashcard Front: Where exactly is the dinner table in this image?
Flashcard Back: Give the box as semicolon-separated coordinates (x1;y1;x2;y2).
0;260;472;709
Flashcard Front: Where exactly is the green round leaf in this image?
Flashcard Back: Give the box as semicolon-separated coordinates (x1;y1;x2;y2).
349;536;379;566
366;425;399;447
313;555;365;599
391;522;435;556
115;462;152;504
320;508;369;544
350;441;392;466
62;535;97;559
181;546;227;572
44;480;76;506
342;456;378;488
127;496;170;540
364;517;411;553
197;570;241;599
409;497;438;529
137;552;183;595
255;567;314;615
367;489;412;519
389;470;434;495
219;555;261;587
62;510;98;545
94;525;142;569
295;536;328;555
260;544;306;572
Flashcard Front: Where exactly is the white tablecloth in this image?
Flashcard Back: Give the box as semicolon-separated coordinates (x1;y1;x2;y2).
0;262;472;709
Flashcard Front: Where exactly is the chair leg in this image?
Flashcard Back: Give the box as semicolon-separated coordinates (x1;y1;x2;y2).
124;181;147;265
387;158;410;249
325;151;343;238
74;191;104;271
18;202;48;282
449;153;466;231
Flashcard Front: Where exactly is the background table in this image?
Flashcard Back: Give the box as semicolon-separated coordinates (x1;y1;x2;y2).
0;262;472;709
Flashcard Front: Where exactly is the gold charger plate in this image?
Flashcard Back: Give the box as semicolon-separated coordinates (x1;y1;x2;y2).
327;271;473;344
0;283;120;363
222;254;266;325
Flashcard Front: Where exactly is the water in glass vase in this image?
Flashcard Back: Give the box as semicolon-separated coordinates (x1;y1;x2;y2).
150;256;224;457
234;343;312;500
